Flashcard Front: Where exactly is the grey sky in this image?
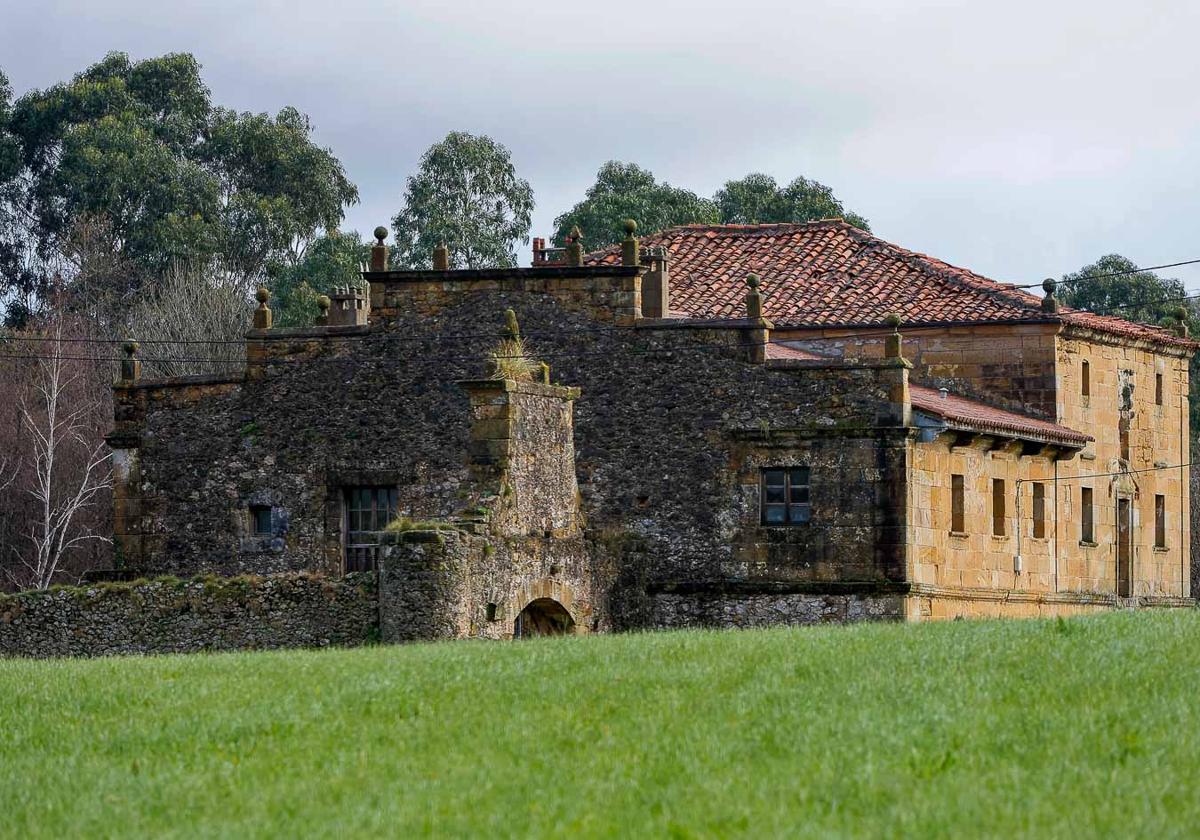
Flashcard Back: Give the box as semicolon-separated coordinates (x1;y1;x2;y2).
5;0;1200;289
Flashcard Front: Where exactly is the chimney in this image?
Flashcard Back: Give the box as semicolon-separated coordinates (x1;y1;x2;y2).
328;285;370;327
641;246;670;318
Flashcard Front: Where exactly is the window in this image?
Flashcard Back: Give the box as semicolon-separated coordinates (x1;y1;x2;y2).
344;486;399;572
761;467;811;525
950;474;965;533
1032;482;1046;539
250;504;272;536
992;478;1006;536
1155;494;1166;548
1081;360;1090;397
1081;487;1094;543
1156;372;1164;406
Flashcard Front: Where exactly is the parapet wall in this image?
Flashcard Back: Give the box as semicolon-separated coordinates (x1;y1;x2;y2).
0;573;376;658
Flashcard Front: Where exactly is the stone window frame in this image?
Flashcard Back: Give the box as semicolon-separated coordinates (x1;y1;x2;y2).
343;486;400;573
991;478;1006;537
1031;482;1046;540
950;473;966;535
1080;486;1095;545
249;504;273;536
760;466;812;526
1154;493;1167;549
324;469;411;574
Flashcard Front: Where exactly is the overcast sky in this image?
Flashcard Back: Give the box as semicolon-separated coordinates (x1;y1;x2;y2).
5;0;1200;289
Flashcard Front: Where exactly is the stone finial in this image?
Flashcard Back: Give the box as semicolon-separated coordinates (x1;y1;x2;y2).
540;361;551;384
1041;278;1058;313
566;226;584;267
884;312;903;358
621;218;639;267
316;294;331;326
253;287;272;330
504;308;520;340
120;339;141;383
433;240;450;271
370;226;389;272
745;273;763;320
1174;305;1190;337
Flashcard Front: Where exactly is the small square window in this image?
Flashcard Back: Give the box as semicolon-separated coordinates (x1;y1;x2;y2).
250;505;272;535
761;467;811;526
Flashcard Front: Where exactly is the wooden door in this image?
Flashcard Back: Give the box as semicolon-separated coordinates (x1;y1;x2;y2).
1117;498;1132;597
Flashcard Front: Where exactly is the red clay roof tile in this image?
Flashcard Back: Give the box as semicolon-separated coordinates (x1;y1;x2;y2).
587;221;1193;348
910;385;1091;446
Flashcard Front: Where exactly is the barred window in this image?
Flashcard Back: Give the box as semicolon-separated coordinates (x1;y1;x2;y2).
344;486;399;572
761;467;811;525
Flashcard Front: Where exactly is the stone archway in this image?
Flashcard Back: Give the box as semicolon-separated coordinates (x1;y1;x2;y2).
513;598;576;638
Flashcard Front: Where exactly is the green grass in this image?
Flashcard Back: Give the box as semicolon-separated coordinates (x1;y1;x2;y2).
3;611;1199;838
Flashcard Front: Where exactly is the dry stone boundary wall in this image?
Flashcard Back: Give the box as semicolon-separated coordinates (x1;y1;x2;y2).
0;573;376;658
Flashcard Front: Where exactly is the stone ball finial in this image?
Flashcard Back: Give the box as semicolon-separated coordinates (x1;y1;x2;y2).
122;339;139;355
374;226;388;243
746;273;760;289
316;294;331;312
1042;278;1057;295
883;312;902;329
570;225;583;243
256;287;270;304
623;219;637;236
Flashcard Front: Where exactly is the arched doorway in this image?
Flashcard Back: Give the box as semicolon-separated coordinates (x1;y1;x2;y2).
513;598;575;638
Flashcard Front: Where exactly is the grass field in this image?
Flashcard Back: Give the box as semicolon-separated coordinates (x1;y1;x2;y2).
3;610;1199;838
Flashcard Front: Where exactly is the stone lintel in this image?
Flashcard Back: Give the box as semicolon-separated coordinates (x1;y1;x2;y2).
457;379;580;401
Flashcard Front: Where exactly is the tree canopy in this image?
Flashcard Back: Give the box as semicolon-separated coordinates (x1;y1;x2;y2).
553;162;718;253
1059;255;1194;330
0;52;358;323
391;132;533;270
715;173;869;230
268;230;369;327
553;164;867;253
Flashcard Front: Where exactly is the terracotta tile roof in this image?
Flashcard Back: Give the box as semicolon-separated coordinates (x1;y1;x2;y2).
587;220;1194;348
910;385;1092;447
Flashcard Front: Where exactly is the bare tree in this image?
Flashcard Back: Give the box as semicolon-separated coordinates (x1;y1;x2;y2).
124;259;250;378
3;315;112;590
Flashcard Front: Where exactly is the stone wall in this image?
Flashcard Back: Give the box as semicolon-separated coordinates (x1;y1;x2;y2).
0;573;375;658
648;586;906;628
108;277;910;633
